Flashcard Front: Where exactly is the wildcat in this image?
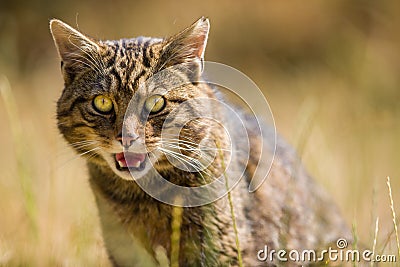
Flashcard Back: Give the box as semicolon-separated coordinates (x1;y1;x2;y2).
50;17;351;266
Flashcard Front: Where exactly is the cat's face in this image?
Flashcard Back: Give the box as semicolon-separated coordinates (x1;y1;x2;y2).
51;18;214;181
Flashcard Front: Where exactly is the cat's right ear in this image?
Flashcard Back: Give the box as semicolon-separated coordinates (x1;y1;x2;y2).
159;17;210;77
49;19;101;82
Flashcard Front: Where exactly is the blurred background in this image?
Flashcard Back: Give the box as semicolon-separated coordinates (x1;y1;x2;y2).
0;0;399;266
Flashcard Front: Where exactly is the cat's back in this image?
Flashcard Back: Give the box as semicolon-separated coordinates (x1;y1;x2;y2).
244;121;351;259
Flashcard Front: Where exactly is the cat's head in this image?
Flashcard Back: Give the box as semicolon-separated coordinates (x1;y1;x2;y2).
50;18;222;181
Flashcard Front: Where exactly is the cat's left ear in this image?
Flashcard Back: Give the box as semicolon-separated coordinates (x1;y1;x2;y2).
160;17;209;73
49;19;101;83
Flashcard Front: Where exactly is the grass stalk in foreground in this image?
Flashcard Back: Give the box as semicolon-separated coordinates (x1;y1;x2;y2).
0;75;37;238
351;222;358;267
371;217;379;267
170;198;183;267
216;140;243;267
386;176;400;260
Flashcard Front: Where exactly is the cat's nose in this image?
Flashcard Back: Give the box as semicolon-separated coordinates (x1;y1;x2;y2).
116;134;139;149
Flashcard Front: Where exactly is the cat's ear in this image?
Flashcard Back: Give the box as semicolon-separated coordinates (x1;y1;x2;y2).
160;17;209;74
50;19;101;82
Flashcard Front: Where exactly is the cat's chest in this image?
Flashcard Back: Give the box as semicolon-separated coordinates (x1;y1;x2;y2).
93;188;172;266
88;167;212;265
127;201;172;249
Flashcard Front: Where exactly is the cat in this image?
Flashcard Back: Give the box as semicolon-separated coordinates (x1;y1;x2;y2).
50;17;351;266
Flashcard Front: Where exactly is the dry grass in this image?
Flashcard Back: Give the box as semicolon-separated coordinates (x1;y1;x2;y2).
387;177;400;260
0;76;37;239
217;141;243;267
1;1;400;266
371;217;379;267
170;201;183;267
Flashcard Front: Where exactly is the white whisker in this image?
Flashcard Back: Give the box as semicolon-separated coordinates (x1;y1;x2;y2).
159;138;230;152
57;142;102;170
159;143;215;163
78;147;102;157
158;147;216;185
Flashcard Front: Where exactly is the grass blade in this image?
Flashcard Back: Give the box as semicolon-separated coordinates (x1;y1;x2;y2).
0;75;37;238
386;176;400;260
216;140;243;267
170;198;183;267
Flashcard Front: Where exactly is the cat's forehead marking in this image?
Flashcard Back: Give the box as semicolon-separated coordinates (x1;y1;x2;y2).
100;37;163;92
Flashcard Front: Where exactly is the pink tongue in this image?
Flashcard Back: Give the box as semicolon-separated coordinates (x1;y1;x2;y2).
115;152;145;167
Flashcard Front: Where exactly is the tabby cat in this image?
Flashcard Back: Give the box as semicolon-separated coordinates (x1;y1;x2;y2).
50;17;351;266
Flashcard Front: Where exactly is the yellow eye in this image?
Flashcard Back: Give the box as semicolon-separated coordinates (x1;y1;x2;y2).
93;95;113;114
144;95;166;114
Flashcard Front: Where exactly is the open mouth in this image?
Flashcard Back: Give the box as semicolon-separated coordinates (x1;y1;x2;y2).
115;152;147;171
